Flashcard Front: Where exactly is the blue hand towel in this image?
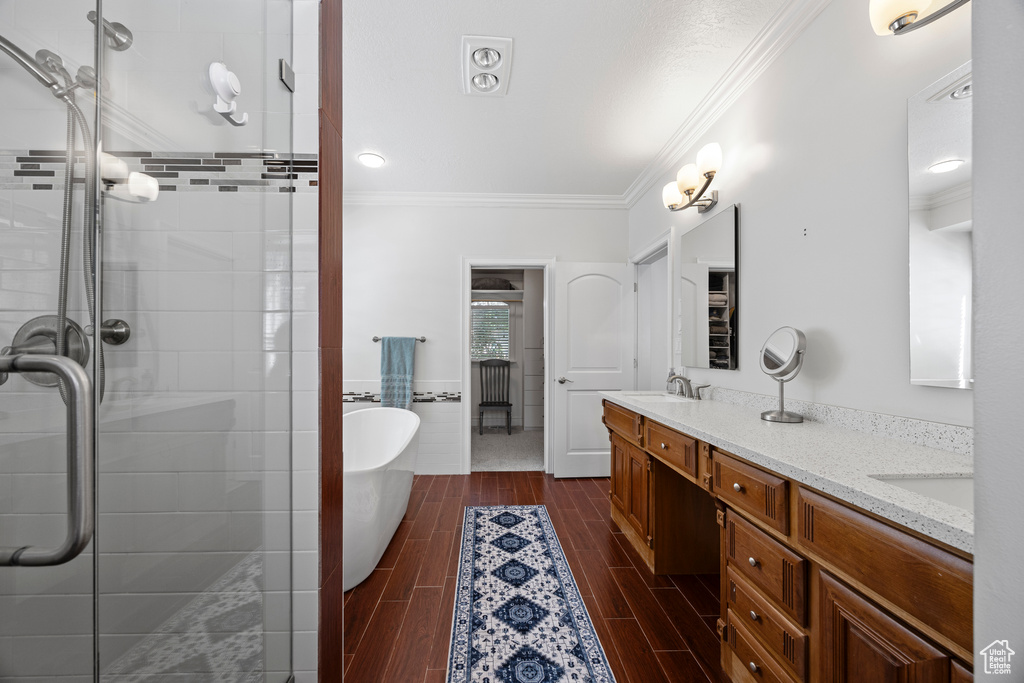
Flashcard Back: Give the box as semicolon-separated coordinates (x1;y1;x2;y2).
380;336;416;409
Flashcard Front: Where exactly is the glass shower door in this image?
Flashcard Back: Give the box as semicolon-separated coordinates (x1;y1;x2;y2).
95;0;294;680
0;0;100;679
1;1;294;681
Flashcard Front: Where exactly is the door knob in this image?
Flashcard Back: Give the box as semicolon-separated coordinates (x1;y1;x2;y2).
557;376;574;384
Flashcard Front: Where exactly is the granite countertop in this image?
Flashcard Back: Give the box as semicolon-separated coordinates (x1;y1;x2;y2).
599;391;974;554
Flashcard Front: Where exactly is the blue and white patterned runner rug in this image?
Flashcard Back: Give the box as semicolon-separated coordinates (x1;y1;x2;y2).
446;505;616;683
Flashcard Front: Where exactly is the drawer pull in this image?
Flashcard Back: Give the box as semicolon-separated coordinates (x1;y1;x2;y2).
749;661;760;674
748;556;758;568
733;482;743;493
749;610;759;621
660;442;667;449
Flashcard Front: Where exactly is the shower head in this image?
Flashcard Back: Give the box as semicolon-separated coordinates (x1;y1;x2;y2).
0;34;60;90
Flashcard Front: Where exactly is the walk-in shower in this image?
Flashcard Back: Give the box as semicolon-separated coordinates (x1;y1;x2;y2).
0;3;297;681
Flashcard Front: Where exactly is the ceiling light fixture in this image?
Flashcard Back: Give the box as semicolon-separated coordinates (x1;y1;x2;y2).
357;153;385;168
868;0;971;36
662;142;722;214
929;159;964;174
462;36;513;97
472;73;499;93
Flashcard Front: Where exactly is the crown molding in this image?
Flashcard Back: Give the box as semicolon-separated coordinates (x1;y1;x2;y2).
910;181;973;211
343;191;629;210
621;0;833;209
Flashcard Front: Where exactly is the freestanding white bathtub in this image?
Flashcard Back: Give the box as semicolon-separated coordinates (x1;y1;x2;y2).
343;407;421;591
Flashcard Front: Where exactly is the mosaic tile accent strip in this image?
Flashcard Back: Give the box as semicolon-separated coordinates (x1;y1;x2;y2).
706;386;973;456
0;149;318;193
343;391;462;403
447;505;615;683
103;549;265;682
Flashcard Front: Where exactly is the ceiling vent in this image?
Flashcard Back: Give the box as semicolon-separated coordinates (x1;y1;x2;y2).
462;35;513;97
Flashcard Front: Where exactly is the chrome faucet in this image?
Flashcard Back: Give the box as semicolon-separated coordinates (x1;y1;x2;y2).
667;373;710;400
667;374;694;398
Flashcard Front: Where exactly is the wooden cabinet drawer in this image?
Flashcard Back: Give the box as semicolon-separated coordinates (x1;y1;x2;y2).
602;400;642;446
726;512;807;625
728;616;800;683
727;568;807;680
645;420;697;478
796;487;972;655
714;449;789;533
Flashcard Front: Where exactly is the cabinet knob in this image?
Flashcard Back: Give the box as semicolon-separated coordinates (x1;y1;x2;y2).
748;556;758;568
749;610;759;621
733;482;743;493
749;662;759;674
660;442;667;449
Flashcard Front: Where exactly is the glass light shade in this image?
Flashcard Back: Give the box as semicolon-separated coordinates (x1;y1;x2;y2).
869;0;932;35
676;164;699;194
662;182;683;208
696;142;722;178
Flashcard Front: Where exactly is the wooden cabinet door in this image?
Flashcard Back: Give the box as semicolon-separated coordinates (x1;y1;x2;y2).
820;572;950;683
609;432;628;514
626;444;651;545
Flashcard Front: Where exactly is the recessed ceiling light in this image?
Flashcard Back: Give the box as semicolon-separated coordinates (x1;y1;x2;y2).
472;47;501;70
472;73;499;93
949;83;972;100
928;159;964;174
357;153;385;168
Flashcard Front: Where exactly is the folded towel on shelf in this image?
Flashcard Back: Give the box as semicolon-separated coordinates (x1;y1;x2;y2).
380;336;416;410
708;294;728;305
710;325;729;335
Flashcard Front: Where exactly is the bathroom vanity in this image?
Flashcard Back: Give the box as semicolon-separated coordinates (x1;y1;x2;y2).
600;392;974;683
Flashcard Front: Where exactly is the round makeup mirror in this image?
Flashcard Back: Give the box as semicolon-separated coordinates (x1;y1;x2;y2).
759;327;806;423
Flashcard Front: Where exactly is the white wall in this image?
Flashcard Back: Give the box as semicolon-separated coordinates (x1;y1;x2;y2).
628;0;973;427
972;0;1024;667
342;204;628;472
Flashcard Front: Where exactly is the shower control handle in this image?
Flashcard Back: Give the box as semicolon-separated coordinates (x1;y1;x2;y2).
0;354;94;566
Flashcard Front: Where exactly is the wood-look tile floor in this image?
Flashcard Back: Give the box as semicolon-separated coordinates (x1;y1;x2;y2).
342;472;727;682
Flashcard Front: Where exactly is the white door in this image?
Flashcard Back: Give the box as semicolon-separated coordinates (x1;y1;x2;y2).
552;262;634;478
677;262;710;369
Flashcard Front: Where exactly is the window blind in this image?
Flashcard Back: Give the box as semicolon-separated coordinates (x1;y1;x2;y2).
471;301;510;360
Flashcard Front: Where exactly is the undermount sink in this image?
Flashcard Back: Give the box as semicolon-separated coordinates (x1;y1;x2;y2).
871;475;973;514
620;392;695;403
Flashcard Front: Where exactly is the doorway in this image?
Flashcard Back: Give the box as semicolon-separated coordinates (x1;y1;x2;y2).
635;244;670;391
461;260;552;474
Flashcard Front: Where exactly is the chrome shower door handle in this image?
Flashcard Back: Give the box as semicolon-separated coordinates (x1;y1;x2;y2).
0;354;94;566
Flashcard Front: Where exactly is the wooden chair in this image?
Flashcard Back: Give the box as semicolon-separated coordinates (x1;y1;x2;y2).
478;359;512;435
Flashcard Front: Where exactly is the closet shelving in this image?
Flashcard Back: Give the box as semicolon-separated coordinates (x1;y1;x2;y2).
708;270;736;370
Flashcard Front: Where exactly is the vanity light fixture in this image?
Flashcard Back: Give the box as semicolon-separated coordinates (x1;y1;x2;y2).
868;0;971;36
662;142;722;213
357;153;385;168
928;159;964;174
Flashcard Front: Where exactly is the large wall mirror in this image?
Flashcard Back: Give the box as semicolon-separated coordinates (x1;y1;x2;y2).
908;62;972;389
673;204;738;370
